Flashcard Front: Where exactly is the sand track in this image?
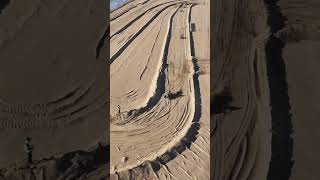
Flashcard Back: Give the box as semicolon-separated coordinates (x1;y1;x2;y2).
110;2;178;115
110;2;182;64
110;1;181;39
110;0;209;179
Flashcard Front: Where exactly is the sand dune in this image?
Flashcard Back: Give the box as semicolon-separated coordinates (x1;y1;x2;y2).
110;0;209;179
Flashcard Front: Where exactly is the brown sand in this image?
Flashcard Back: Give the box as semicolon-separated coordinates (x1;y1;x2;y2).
0;0;108;178
211;0;272;179
279;1;320;179
212;0;320;180
283;41;320;180
110;0;209;179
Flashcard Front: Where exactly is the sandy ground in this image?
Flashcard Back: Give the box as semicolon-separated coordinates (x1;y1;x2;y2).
211;0;273;179
278;1;320;179
0;0;108;179
283;42;320;180
212;0;320;180
110;0;209;179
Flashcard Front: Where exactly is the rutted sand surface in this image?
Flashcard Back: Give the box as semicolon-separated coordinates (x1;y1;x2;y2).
211;0;320;179
0;0;108;179
211;0;273;179
110;0;209;179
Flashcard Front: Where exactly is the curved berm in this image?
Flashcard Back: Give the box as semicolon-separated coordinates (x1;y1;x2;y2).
110;0;210;179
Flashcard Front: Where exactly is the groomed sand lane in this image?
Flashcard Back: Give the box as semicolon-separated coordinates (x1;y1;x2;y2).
110;1;181;57
111;2;192;171
156;1;210;179
110;4;176;114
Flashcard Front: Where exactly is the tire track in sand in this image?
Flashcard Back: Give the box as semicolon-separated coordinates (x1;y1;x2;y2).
110;4;177;116
110;0;182;38
110;2;183;64
111;3;204;178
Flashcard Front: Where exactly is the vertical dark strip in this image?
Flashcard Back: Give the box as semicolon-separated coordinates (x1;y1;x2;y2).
265;36;294;180
264;0;294;179
106;0;111;178
96;29;109;59
210;0;221;179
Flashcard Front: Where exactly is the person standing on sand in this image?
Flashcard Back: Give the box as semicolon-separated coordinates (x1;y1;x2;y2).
117;105;121;114
24;137;34;164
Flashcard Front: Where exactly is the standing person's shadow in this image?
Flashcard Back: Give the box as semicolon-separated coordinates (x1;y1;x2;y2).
211;91;242;114
167;90;184;100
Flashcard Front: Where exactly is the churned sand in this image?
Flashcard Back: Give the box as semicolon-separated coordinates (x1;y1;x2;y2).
110;0;209;179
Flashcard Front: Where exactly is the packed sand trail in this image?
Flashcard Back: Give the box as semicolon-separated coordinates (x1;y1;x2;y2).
0;0;108;179
110;0;209;179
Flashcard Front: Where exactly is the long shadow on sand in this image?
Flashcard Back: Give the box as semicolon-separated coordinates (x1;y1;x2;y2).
211;94;242;114
96;27;109;59
264;0;294;178
266;35;294;180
